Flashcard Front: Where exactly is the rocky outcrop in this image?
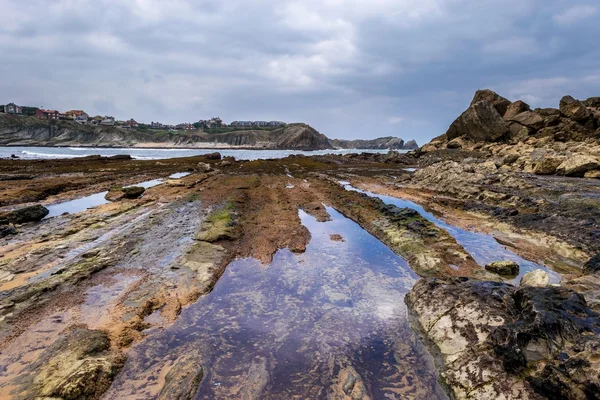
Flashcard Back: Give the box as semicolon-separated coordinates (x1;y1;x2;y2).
0;116;334;150
446;100;510;142
406;278;600;400
17;328;125;399
470;89;512;116
330;136;417;150
560;96;592;123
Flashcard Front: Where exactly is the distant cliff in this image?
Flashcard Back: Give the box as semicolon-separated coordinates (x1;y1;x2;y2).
330;136;418;150
0;116;333;150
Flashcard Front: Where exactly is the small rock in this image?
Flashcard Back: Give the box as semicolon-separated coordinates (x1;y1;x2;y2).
584;170;600;179
520;269;549;287
107;154;132;160
0;224;16;238
10;154;19;159
0;205;49;224
105;186;145;201
197;162;212;173
485;260;520;276
330;234;345;242
202;152;221;160
218;160;233;167
532;158;563;175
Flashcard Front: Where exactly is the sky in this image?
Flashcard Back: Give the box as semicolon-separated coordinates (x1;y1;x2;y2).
1;1;599;143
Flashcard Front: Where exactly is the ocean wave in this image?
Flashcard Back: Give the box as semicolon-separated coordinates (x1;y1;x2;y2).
21;150;84;159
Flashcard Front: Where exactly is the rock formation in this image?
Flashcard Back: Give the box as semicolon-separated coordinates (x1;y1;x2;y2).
0;116;334;150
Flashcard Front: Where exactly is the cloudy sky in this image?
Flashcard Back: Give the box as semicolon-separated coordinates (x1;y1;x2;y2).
1;0;599;143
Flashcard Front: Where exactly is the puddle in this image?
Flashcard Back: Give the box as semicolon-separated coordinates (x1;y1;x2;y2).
168;172;191;179
104;207;447;399
340;182;560;284
45;177;169;219
403;168;418;172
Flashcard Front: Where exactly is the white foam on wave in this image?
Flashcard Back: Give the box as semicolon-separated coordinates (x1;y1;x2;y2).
21;150;84;159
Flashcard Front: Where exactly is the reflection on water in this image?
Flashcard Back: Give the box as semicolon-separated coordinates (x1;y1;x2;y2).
44;176;174;218
104;207;447;399
341;183;560;284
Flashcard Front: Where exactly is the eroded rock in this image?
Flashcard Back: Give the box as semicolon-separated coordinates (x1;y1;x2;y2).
406;278;600;400
560;96;591;123
470;89;512;116
18;328;125;400
446;101;510;142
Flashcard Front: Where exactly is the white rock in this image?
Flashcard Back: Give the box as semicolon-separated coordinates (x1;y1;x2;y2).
520;269;549;287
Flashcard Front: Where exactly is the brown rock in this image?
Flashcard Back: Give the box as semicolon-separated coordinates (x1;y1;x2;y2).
504;100;531;119
446;101;510;142
105;186;145;201
470;89;512;116
202;152;221;160
583;97;600;108
0;204;49;224
559;95;591;122
508;111;545;131
485;260;520;276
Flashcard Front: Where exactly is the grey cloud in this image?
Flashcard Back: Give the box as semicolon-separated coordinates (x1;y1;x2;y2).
0;0;599;143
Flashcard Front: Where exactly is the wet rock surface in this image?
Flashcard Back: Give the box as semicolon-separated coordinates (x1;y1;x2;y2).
406;278;600;400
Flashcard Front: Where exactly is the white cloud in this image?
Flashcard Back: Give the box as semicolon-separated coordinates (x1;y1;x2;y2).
553;5;598;26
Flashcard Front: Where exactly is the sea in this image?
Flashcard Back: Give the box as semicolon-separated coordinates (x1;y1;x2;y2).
0;146;397;161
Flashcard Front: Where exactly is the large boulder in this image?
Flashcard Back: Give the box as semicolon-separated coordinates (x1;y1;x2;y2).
470;89;512;116
0;204;49;224
556;155;600;177
504;100;531;120
508;111;545;131
559;95;591;123
446;101;510;142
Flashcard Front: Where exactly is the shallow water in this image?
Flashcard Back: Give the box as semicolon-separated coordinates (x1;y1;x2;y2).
3;146;394;161
341;182;560;284
44;177;169;218
104;207;447;399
